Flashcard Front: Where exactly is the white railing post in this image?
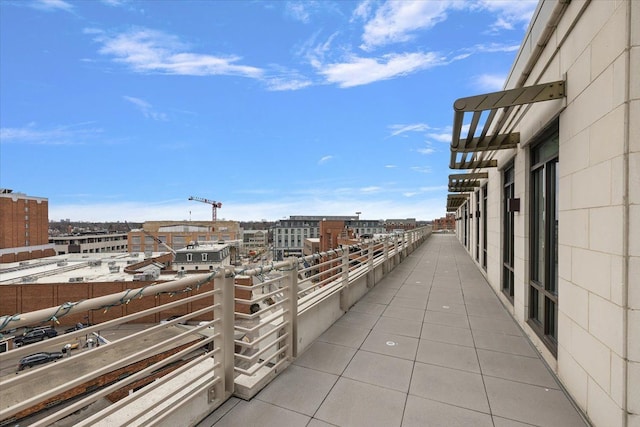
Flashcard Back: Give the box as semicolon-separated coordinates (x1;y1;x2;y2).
366;240;374;288
383;236;390;274
219;273;235;397
285;258;298;359
339;247;350;311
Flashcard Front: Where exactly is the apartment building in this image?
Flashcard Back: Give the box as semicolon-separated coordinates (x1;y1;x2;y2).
446;1;638;425
0;189;55;263
242;229;268;255
271;216;386;260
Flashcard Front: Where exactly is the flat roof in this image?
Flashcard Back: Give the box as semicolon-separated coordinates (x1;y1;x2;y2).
0;252;179;285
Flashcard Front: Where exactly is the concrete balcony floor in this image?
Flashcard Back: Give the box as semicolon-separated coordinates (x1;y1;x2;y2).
198;234;589;427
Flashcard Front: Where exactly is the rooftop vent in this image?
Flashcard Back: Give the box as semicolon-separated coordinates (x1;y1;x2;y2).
68;277;85;283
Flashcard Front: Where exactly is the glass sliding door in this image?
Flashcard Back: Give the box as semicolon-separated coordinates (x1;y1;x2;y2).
482;184;488;271
475;191;480;262
502;165;515;301
529;127;559;355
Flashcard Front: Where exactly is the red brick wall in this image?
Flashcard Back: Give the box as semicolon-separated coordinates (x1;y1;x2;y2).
0;196;49;249
0;277;252;328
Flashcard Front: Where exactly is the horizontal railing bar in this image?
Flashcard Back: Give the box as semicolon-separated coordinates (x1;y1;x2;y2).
0;289;218;364
23;336;220;427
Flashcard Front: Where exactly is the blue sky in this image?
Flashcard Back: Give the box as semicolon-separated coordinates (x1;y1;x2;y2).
0;0;537;222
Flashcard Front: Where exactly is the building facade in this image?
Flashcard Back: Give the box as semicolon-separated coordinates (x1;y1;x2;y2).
0;189;55;263
242;229;268;255
272;216;386;260
385;218;417;232
128;221;241;253
446;1;638;425
432;213;456;232
172;242;231;272
49;232;128;255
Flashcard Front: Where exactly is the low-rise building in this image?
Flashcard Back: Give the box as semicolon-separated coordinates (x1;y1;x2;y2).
49;232;128;255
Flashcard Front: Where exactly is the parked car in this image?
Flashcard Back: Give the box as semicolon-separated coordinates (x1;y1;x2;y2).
13;327;58;347
160;315;187;325
18;352;64;371
64;322;92;334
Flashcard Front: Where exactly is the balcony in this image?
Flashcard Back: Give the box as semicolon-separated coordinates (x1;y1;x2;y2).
0;230;588;426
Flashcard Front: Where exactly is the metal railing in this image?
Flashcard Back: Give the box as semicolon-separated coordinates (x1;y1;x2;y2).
0;227;429;426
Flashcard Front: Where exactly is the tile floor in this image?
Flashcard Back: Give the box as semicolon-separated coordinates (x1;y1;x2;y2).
198;234;590;427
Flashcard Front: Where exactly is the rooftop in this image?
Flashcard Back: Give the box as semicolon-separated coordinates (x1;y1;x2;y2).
0;252;176;284
198;235;589;427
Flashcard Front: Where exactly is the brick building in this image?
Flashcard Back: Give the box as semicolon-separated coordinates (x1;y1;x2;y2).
0;189;55;263
432;213;456;232
128;220;241;253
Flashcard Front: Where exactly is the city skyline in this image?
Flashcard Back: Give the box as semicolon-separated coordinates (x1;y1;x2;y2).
0;0;538;222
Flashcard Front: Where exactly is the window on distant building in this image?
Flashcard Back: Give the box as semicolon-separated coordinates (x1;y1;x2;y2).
186;253;193;262
202;253;208;261
529;124;559;356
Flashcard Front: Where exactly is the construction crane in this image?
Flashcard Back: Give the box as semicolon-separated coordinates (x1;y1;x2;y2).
188;196;222;222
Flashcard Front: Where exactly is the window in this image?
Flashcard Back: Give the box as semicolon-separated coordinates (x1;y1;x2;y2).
186;253;193;262
482;184;488;271
503;164;515;301
529;125;559;355
475;191;480;262
201;253;208;261
463;203;469;248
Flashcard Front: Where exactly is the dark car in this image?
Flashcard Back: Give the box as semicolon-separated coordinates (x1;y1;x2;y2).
18;352;64;371
64;322;92;334
13;327;58;347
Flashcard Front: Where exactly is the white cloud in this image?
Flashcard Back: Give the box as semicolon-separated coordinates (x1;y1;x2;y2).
360;1;451;50
477;0;538;31
123;96;168;121
0;123;102;145
286;2;311;23
31;0;73;12
95;29;264;78
474;73;506;91
360;186;382;193
388;123;432;137
318;51;446;88
318;155;333;164
426;131;452;143
48;196;448;222
351;0;374;22
410;166;432;174
101;0;126;6
384;164;397;169
416;147;435;155
264;77;313;91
